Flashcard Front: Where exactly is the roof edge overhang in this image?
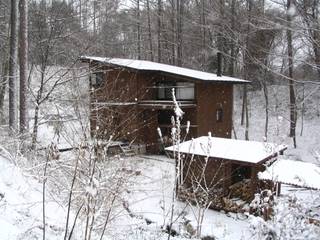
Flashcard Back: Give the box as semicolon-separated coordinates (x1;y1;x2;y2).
79;56;251;84
165;144;287;166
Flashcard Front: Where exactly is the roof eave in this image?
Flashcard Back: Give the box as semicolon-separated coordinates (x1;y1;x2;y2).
80;56;251;84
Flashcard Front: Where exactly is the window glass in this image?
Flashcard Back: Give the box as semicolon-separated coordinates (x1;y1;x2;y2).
216;108;223;122
176;82;194;100
91;72;104;87
157;81;194;100
157;82;175;100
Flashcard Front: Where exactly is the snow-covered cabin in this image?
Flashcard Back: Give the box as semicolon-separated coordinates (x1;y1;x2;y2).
80;56;249;153
166;137;287;210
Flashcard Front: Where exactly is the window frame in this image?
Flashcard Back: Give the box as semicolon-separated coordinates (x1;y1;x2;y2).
90;71;105;88
156;81;195;100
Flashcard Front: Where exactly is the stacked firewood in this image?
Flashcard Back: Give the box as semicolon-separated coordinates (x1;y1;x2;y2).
228;179;252;201
177;186;225;210
222;197;246;213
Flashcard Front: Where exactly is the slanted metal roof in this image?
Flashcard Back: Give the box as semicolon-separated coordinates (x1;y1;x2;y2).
165;136;287;165
259;159;320;190
80;56;250;84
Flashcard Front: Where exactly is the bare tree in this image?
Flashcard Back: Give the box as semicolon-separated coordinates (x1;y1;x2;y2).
157;0;162;62
137;0;141;60
19;0;28;134
287;0;297;148
146;0;154;61
0;0;10;123
8;0;18;131
176;0;183;66
294;0;320;79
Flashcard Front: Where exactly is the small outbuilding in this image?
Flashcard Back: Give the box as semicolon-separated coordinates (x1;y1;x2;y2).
165;136;287;210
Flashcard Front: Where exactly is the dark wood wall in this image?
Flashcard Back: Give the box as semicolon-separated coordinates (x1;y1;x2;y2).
196;83;233;138
89;62;234;152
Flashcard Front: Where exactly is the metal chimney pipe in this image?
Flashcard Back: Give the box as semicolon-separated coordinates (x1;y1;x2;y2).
217;52;222;77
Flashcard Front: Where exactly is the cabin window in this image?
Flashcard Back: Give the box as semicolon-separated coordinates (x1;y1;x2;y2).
91;72;104;87
176;82;195;100
157;81;194;100
216;108;223;122
157;82;174;100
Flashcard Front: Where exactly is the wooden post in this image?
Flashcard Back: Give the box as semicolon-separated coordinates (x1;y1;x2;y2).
223;161;231;195
276;182;281;196
250;166;258;199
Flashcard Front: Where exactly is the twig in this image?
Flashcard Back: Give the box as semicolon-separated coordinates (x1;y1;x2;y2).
42;146;51;240
63;150;80;240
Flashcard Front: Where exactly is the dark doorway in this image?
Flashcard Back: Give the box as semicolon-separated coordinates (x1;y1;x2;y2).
158;110;174;125
231;164;252;184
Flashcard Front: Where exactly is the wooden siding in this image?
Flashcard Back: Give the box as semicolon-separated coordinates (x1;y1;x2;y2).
89;62;234;153
180;154;267;209
196;83;233;138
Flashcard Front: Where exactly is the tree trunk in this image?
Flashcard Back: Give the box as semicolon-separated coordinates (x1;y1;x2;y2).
300;84;304;136
137;0;141;60
241;0;252;131
19;0;28;134
8;0;18;131
31;65;46;149
93;1;97;36
170;0;176;65
157;0;162;63
287;0;297;148
229;0;236;76
176;0;183;66
31;104;39;148
146;0;154;61
263;78;269;139
0;61;8;124
244;85;249;140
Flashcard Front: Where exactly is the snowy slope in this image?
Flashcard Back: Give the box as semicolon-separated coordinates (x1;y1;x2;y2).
0;154;66;240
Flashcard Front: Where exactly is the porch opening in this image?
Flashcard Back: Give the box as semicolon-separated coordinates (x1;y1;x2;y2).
231;163;252;185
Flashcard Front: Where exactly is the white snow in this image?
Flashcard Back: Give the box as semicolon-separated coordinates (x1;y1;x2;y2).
0;155;67;240
121;155;251;239
165;136;287;164
259;159;320;190
81;56;250;83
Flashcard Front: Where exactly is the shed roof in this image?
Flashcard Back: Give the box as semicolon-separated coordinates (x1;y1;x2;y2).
80;56;250;84
258;159;320;190
165;136;287;165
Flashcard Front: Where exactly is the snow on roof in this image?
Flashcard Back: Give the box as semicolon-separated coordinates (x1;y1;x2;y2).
258;159;320;190
81;56;250;84
165;136;287;164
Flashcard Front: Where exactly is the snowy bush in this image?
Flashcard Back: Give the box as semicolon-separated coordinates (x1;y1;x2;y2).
249;190;274;220
250;195;320;240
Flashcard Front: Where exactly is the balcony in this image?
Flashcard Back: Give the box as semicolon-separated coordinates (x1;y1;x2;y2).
138;82;196;109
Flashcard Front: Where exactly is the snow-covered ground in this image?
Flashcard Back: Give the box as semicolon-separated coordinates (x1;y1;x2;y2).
0;153;67;239
1;83;320;239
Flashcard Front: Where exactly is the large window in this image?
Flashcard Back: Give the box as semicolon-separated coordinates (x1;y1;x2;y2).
157;81;194;100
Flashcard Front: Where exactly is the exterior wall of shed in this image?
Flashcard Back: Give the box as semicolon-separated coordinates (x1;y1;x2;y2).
181;156;231;193
179;155;267;209
89;63;234;153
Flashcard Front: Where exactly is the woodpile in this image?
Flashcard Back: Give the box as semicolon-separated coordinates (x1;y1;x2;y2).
228;179;252;202
177;186;225;210
177;179;274;213
222;197;247;212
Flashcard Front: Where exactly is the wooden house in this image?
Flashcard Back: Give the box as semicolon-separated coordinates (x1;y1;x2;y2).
80;56;249;153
